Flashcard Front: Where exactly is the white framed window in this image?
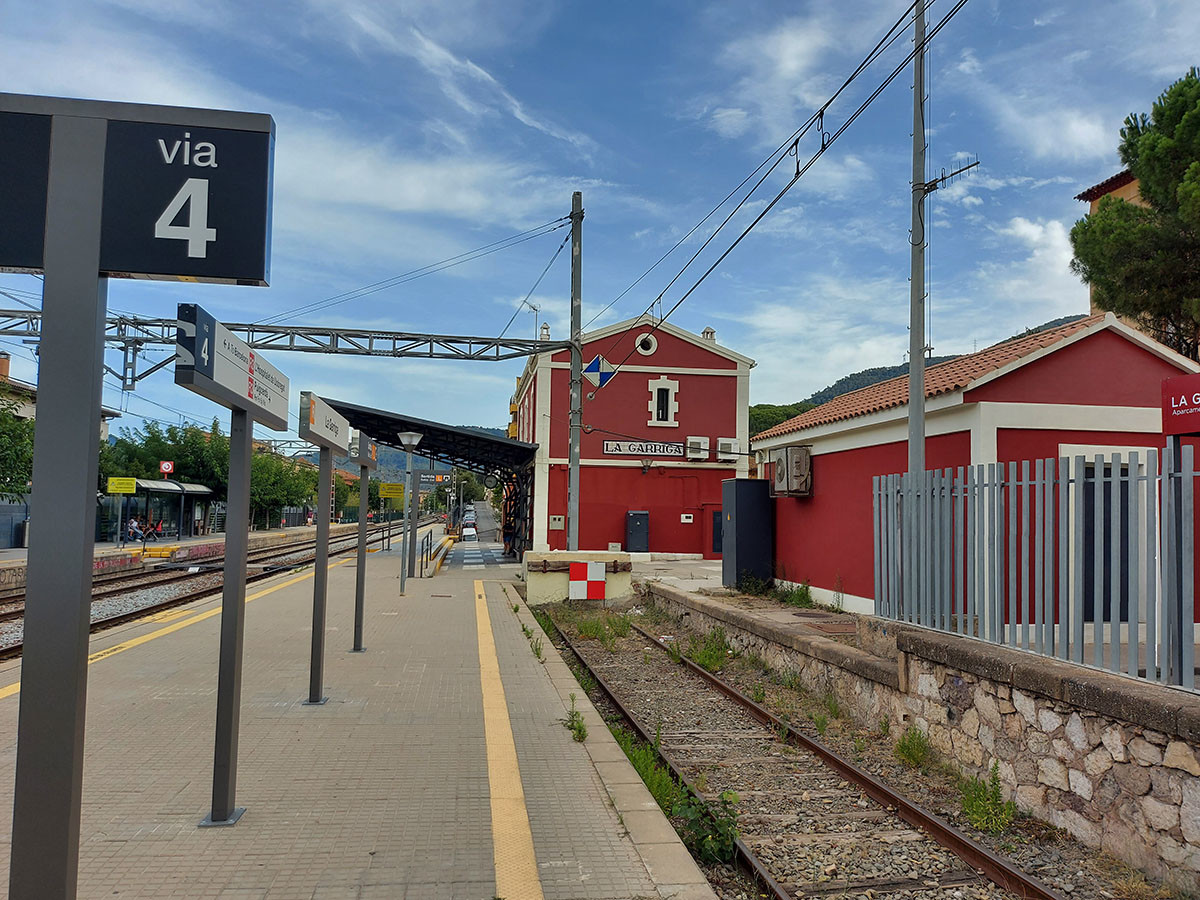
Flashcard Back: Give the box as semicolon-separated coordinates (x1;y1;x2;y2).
647;376;679;427
635;332;658;356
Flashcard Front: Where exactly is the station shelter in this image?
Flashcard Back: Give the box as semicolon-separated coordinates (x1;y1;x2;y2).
510;315;754;558
750;312;1200;614
100;478;214;542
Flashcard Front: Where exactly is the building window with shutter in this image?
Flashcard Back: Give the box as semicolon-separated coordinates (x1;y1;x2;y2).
647;376;679;427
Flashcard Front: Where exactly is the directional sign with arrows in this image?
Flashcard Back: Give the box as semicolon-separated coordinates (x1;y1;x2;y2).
583;354;615;388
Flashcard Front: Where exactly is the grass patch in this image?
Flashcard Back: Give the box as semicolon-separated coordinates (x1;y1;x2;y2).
895;725;933;769
820;691;841;720
568;608;632;651
959;762;1015;834
562;693;587;743
750;683;766;704
530;635;544;662
686;627;734;672
811;712;829;735
879;714;890;737
612;726;683;814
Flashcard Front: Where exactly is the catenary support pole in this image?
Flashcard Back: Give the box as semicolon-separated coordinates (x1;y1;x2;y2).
352;463;369;652
306;445;332;704
204;407;253;826
407;455;419;577
567;191;584;551
9;112;108;900
907;0;927;605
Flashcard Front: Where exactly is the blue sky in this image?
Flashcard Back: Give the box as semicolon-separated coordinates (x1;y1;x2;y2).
1;0;1197;441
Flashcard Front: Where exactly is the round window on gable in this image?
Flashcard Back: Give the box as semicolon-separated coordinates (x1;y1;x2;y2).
635;332;658;356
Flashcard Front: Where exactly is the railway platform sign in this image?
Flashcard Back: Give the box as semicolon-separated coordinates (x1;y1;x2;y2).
380;482;406;499
159;460;174;475
4;92;275;900
106;477;137;493
298;393;351;703
176;303;289;431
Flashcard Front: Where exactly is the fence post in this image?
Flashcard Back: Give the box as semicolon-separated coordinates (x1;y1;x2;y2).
1057;457;1069;660
1094;454;1105;669
992;463;1004;644
1034;458;1044;655
1181;443;1194;691
1008;461;1018;648
873;476;882;616
1146;449;1159;680
1128;452;1141;678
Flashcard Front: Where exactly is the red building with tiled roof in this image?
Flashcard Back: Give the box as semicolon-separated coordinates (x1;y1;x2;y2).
751;313;1199;613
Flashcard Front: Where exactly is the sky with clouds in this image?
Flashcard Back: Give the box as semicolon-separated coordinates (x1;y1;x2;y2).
1;0;1197;440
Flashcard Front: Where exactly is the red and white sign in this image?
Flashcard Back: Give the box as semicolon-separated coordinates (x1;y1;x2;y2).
1162;373;1200;436
159;460;175;475
568;561;606;600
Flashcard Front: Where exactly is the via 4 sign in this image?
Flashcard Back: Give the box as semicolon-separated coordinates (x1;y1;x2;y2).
0;93;274;285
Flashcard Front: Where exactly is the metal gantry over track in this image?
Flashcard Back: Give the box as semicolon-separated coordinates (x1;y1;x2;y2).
0;308;573;390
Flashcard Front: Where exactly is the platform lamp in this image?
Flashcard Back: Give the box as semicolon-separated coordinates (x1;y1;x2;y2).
395;431;422;595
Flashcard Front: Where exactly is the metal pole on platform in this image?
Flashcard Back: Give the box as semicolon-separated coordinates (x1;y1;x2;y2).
407;457;419;577
567;190;583;551
9;112;108;900
204;407;252;826
907;0;927;611
399;451;411;595
305;445;332;704
352;463;369;652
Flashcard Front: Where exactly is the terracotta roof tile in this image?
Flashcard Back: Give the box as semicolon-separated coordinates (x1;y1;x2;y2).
1075;170;1134;202
754;315;1104;442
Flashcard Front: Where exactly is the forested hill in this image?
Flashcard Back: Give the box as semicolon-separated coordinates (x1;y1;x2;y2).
749;314;1088;436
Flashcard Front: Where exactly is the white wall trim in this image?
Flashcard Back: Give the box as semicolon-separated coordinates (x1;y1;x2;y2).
532;357;552;550
736;370;750;477
546;457;741;471
776;578;874;615
548;361;740;376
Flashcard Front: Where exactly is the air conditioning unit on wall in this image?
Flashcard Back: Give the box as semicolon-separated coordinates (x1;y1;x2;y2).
685;436;709;460
716;437;739;461
770;446;812;497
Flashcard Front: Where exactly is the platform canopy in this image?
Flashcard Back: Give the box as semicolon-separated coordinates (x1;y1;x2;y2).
325;398;537;476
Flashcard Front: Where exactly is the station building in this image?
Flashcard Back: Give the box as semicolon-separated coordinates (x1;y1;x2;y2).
751;312;1200;613
510;315;753;557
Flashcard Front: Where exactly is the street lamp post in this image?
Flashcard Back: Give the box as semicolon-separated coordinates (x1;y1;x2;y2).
394;432;422;595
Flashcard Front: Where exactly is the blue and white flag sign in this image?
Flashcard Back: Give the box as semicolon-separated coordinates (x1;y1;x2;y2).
583;354;616;388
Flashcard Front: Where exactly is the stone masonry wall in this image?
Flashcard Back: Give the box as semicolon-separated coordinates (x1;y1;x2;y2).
642;583;1200;893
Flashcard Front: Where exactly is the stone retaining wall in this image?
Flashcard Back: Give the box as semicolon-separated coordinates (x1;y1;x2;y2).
643;582;1200;892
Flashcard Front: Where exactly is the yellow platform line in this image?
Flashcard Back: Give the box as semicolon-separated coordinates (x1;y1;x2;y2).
474;579;544;900
0;560;349;702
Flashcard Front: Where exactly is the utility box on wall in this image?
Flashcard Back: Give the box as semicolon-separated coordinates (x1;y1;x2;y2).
625;511;649;553
721;478;772;587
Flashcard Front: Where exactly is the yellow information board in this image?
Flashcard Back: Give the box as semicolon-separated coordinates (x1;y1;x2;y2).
379;482;406;499
107;477;137;494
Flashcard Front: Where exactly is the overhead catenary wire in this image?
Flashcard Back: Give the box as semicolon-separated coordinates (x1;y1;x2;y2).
496;230;571;341
602;0;970;382
254;216;570;327
592;0;920;348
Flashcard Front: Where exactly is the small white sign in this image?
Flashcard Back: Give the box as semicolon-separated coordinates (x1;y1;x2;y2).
602;440;683;457
298;392;350;453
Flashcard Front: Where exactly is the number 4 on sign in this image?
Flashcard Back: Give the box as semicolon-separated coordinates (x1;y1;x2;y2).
155;178;217;258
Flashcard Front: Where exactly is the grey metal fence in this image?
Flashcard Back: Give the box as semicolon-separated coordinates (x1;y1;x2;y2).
872;446;1197;691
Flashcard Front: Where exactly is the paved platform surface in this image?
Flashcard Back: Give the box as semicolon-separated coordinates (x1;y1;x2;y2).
0;535;711;898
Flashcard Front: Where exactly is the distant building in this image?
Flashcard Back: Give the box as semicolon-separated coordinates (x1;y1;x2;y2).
510;315;754;557
752;313;1199;614
1074;170;1148;330
0;351;121;441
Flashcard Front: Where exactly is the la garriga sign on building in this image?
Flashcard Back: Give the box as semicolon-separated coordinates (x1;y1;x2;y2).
1161;372;1200;436
602;440;683;457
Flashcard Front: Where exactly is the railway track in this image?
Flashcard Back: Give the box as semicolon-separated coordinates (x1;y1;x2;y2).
547;613;1066;900
0;517;438;657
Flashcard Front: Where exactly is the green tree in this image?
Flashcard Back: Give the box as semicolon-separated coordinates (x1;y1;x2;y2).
749;402;813;437
0;394;34;501
1070;69;1200;359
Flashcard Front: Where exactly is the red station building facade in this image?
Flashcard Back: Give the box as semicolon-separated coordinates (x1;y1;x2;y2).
511;315;754;557
752;313;1200;614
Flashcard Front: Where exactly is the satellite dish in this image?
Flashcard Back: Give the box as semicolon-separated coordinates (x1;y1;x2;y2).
483;474;499;489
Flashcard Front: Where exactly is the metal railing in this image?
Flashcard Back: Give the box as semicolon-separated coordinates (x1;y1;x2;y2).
419;530;435;577
872;446;1197;691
